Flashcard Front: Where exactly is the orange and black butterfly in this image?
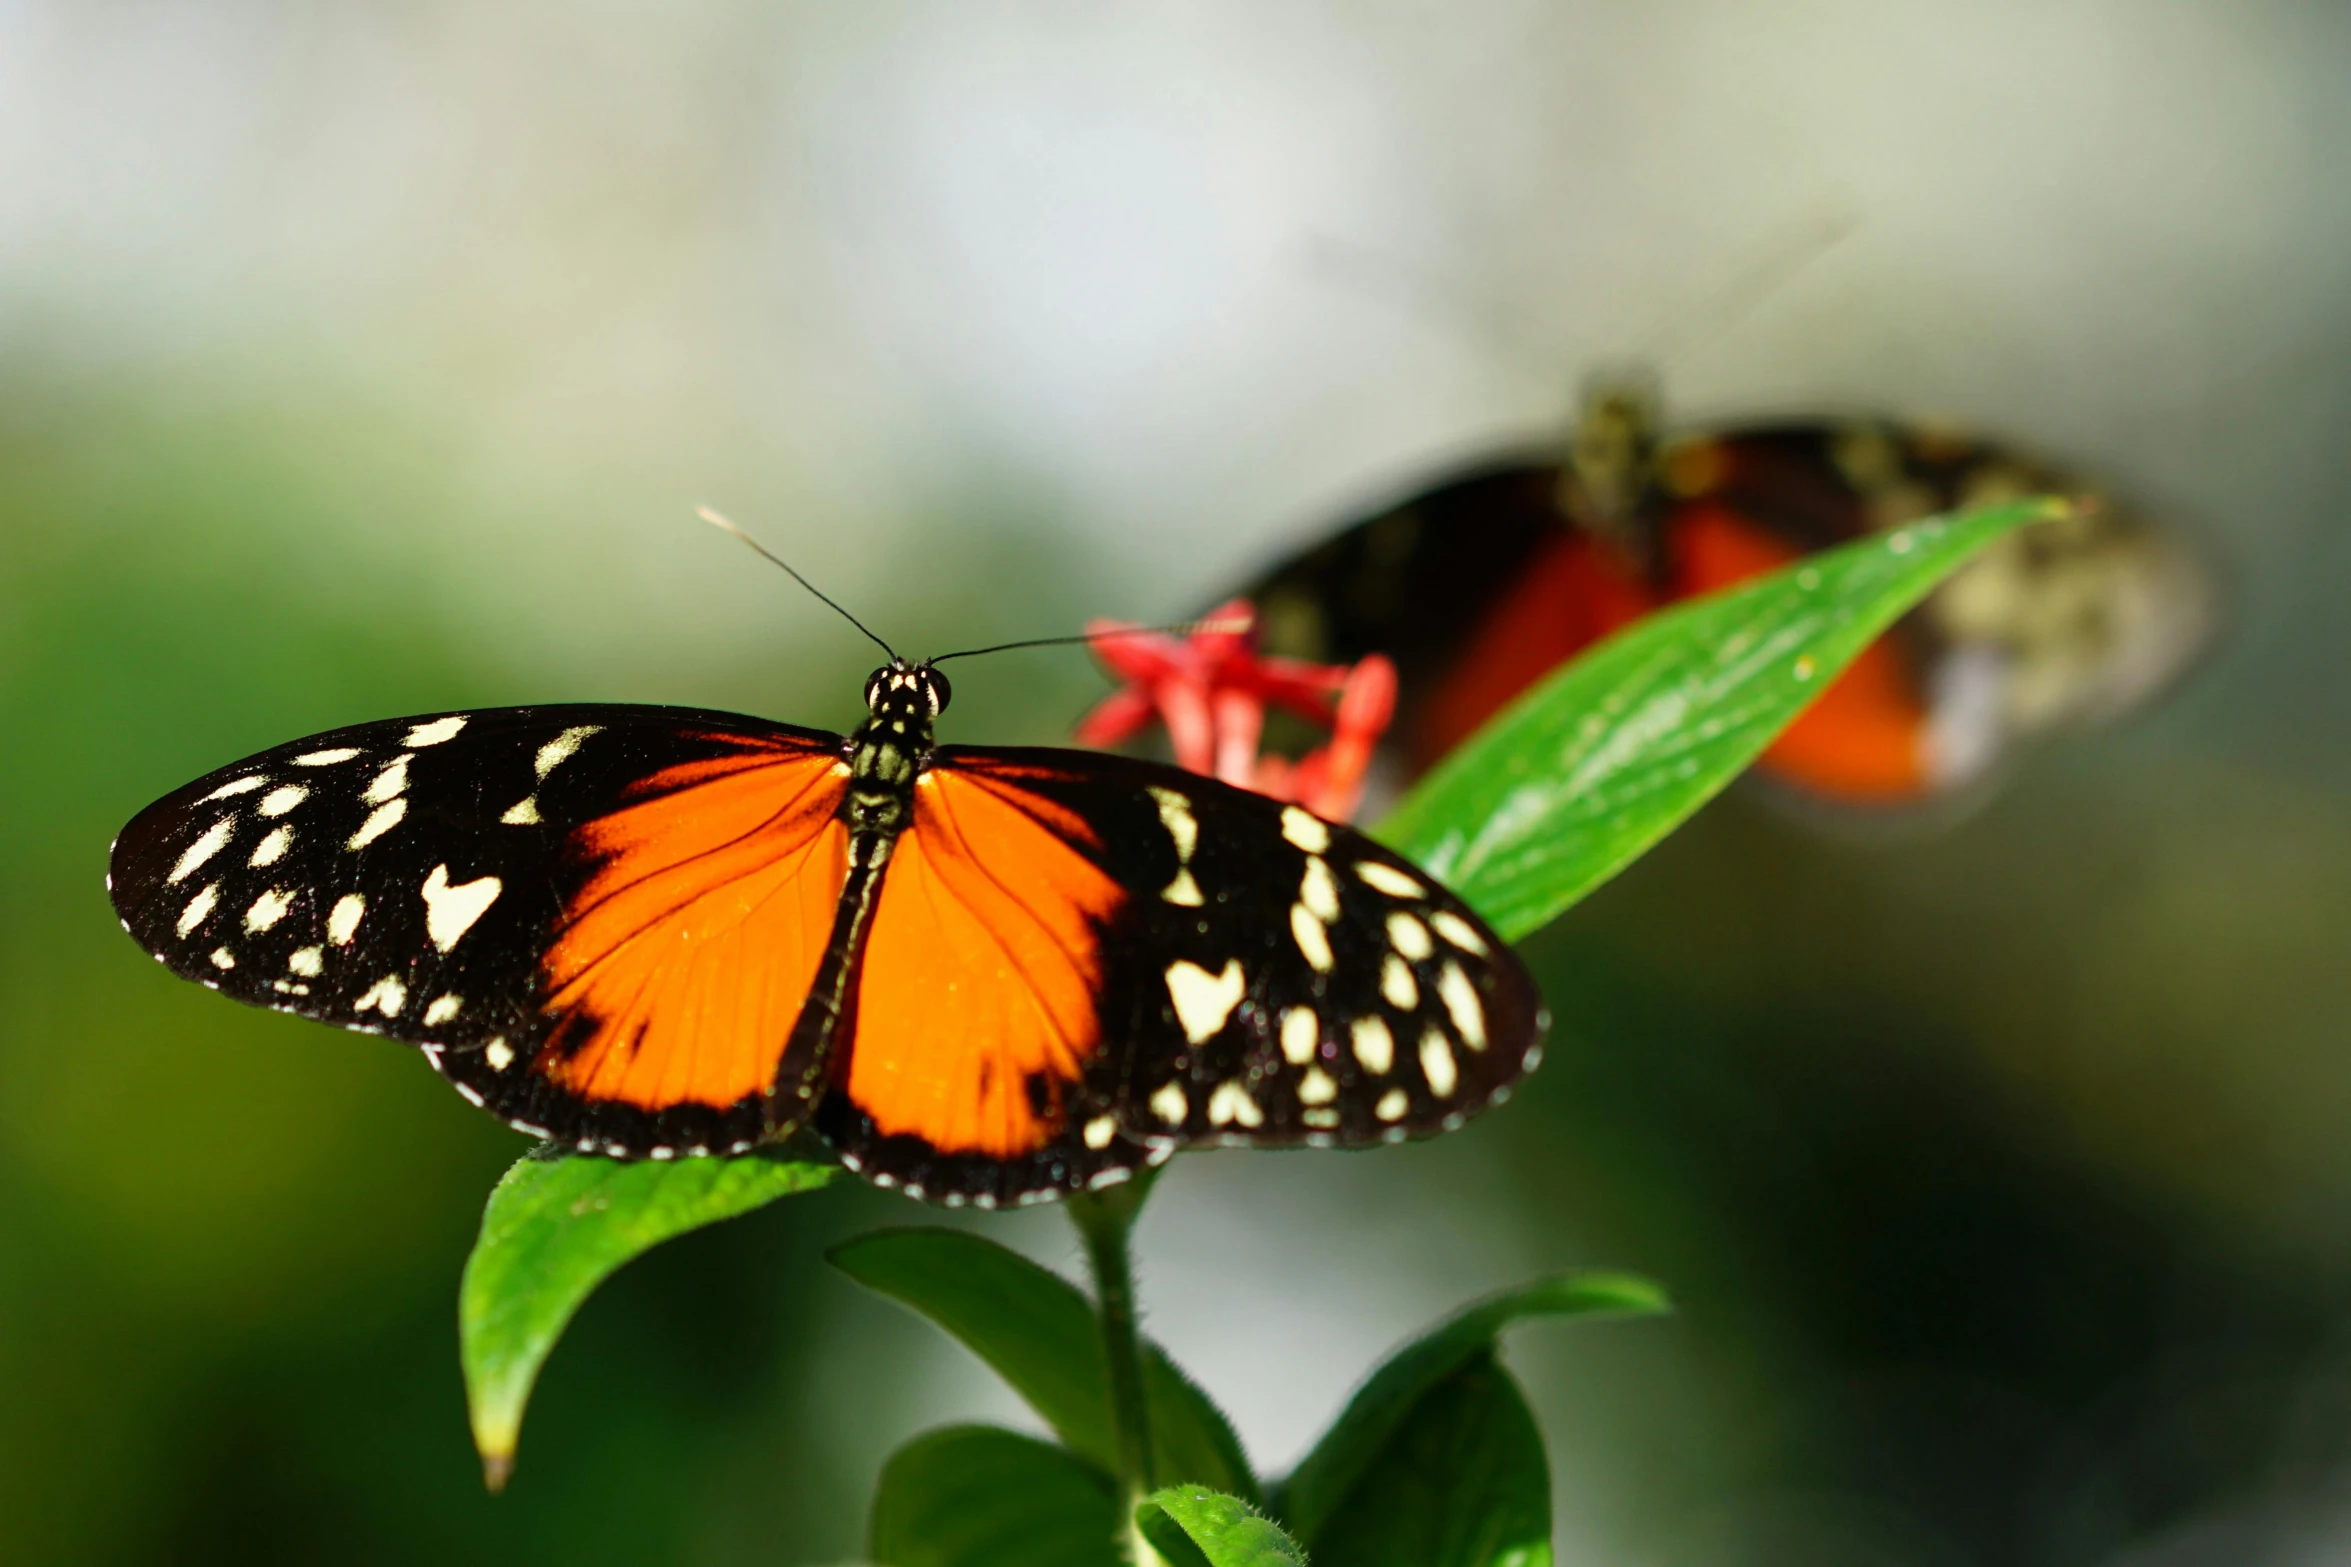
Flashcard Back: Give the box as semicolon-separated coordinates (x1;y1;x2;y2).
108;655;1539;1208
1242;379;2215;811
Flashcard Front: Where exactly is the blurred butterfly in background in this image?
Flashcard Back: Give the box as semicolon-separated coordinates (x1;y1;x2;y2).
1235;373;2216;816
107;516;1542;1210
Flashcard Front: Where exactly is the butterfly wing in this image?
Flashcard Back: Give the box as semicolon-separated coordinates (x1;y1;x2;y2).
815;747;1545;1207
1659;421;2214;754
1239;418;2211;811
108;704;851;1156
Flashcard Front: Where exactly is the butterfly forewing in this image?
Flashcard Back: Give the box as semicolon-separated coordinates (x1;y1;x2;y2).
815;748;1543;1206
108;704;847;1155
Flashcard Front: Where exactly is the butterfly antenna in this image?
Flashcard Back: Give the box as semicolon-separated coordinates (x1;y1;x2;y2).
1628;203;1863;368
1304;234;1566;382
928;616;1251;666
698;506;900;663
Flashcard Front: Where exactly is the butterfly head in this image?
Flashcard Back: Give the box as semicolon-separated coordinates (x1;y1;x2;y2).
1559;373;1667;573
863;662;953;726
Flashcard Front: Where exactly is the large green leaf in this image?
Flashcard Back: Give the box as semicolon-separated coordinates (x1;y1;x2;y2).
1377;499;2059;939
1275;1270;1666;1545
1301;1353;1551;1567
1137;1488;1308;1567
829;1228;1257;1500
869;1425;1122;1567
459;1146;835;1488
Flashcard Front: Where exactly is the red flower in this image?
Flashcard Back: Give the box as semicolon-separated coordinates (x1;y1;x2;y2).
1075;599;1398;823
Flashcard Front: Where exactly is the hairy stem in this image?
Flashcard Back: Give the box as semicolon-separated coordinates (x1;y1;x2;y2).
1069;1165;1162;1561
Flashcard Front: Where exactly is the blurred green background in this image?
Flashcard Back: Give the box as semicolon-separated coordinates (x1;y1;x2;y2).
5;2;2349;1562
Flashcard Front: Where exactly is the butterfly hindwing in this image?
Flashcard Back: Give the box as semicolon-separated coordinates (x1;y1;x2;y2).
107;704;848;1155
815;748;1544;1206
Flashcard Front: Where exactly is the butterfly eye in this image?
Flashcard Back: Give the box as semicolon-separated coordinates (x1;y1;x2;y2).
923;668;951;717
864;668;890;709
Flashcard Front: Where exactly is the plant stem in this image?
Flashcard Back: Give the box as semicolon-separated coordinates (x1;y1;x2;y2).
1069;1165;1162;1558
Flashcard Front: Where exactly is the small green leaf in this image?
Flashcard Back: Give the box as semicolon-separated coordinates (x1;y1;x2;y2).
1137;1487;1308;1567
830;1228;1257;1500
1302;1354;1551;1567
1378;499;2059;939
1276;1271;1666;1545
869;1425;1121;1567
460;1146;835;1488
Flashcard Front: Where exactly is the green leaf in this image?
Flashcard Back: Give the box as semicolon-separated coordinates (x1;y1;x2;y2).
1301;1354;1551;1567
1377;498;2060;939
1276;1271;1667;1546
830;1228;1257;1500
868;1425;1122;1567
459;1146;835;1488
1137;1487;1308;1567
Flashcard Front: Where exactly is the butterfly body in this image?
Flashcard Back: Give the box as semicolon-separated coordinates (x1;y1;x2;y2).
110;662;1540;1208
1245;381;2213;812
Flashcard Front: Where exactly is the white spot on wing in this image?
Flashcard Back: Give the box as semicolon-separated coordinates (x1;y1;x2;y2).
364;755;411;804
421;864;502;952
1299;856;1340;923
1164;958;1246;1043
1352;1016;1395;1074
244;887;294;932
248;825;293;867
1298;1065;1337;1105
327;894;365;945
1303;1106;1340;1129
1279;1007;1318;1065
1160;867;1203;906
1281;805;1331;854
1429;911;1490;956
292;748;362;766
209;947;236;970
201;776;268;802
286;947;323;978
484;1037;515;1072
1375;1087;1409;1122
354;974;407;1017
169;818;234;884
1438;963;1487;1050
1083;1114;1117;1149
1420;1028;1458;1097
1207;1079;1264;1129
346;798;407;850
404;715;467;747
500;796;542;825
176;882;219;937
1387;911;1433;960
1289;904;1333;971
1381;955;1419;1011
258;785;308;818
1355;861;1424;898
1149;786;1199;863
535;725;602;777
423;993;463;1026
1149;1082;1188;1124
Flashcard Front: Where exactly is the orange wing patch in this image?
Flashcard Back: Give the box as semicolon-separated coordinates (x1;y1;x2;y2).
538;746;849;1111
1415;528;1657;767
846;768;1124;1158
1673;504;1932;800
